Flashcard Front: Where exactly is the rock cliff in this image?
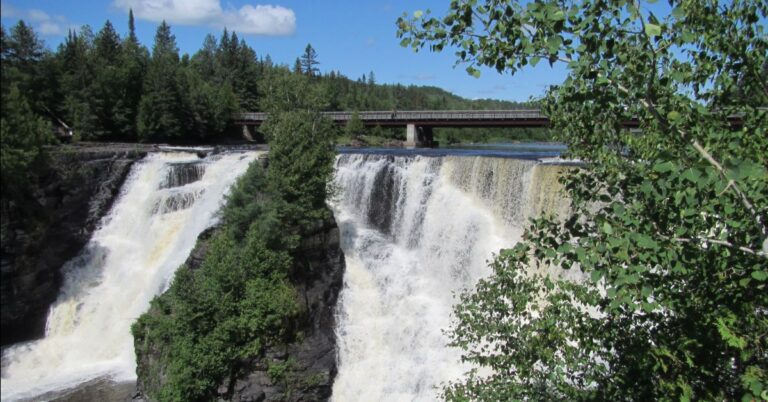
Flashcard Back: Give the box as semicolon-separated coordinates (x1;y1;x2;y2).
134;214;345;402
225;216;344;402
0;144;149;346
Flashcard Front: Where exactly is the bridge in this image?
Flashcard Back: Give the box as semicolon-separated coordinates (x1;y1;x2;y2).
234;110;549;147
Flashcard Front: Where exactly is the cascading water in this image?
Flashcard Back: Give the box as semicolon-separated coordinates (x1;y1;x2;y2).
0;151;258;402
330;153;568;401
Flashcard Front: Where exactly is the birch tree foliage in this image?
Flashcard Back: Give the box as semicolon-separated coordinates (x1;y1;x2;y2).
398;1;767;400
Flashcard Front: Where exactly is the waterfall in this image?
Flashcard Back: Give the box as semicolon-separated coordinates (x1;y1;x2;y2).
330;153;568;401
0;151;258;402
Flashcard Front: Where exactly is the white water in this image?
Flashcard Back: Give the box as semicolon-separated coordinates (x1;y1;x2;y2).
330;154;568;401
0;151;258;402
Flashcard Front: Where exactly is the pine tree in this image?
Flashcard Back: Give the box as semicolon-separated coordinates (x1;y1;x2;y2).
128;9;137;43
94;21;121;63
59;27;97;138
299;43;319;77
1;85;53;197
4;21;46;110
90;20;124;138
293;57;302;74
113;10;149;140
192;34;217;79
137;20;186;141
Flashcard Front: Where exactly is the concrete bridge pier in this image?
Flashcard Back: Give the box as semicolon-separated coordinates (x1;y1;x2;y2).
242;124;255;142
405;124;435;148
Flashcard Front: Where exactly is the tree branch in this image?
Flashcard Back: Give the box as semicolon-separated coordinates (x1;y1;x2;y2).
673;237;767;258
612;81;768;239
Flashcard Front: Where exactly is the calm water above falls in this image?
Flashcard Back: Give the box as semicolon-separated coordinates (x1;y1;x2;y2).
338;141;568;160
330;151;571;401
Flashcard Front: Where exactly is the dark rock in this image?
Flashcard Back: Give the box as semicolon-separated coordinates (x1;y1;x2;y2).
229;213;345;402
0;144;147;346
135;210;345;402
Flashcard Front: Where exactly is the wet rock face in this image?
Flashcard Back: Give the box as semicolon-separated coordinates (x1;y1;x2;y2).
222;216;345;402
0;145;147;346
133;213;345;402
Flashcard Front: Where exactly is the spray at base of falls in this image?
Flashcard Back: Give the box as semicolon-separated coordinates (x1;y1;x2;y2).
330;154;568;401
0;151;258;402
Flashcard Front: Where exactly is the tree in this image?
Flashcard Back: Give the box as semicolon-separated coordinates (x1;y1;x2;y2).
292;57;302;75
3;21;47;111
192;34;218;79
399;0;767;400
127;8;137;43
344;111;365;141
183;66;237;140
90;20;124;138
112;12;149;140
299;43;319;77
137;21;186;141
1;85;53;198
59;27;97;138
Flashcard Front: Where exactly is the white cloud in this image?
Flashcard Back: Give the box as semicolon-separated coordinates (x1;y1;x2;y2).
221;4;295;35
27;9;51;22
113;0;295;36
0;3;68;36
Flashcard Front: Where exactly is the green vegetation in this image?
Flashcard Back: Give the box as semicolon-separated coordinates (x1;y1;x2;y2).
132;75;337;400
400;0;767;400
0;86;53;201
435;127;553;145
344;111;365;141
2;12;543;148
0;22;55;223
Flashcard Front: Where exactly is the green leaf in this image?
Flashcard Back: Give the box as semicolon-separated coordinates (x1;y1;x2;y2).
653;161;676;173
667;111;681;122
635;234;657;249
602;222;614;235
751;271;767;281
414;10;423;18
739;278;752;287
681;168;702;184
645;23;661;37
466;66;481;78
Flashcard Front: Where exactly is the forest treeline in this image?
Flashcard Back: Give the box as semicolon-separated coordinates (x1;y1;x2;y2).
1;11;538;145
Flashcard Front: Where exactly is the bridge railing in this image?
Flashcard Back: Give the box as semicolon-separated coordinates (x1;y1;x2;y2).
233;109;547;122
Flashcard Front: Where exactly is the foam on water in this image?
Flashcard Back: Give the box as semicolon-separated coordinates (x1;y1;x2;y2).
330;153;568;401
0;151;258;402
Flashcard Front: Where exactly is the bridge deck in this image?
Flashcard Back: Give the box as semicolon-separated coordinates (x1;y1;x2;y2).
233;110;550;127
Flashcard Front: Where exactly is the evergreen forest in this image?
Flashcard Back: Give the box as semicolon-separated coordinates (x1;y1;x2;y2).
1;12;542;147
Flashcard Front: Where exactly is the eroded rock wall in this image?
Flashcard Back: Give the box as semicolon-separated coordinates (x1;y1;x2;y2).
1;145;148;346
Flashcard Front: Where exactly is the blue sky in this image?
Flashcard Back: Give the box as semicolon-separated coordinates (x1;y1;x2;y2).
0;0;568;102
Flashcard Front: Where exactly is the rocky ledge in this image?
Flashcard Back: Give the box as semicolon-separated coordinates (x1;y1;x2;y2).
134;213;345;402
0;144;148;346
225;216;345;402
